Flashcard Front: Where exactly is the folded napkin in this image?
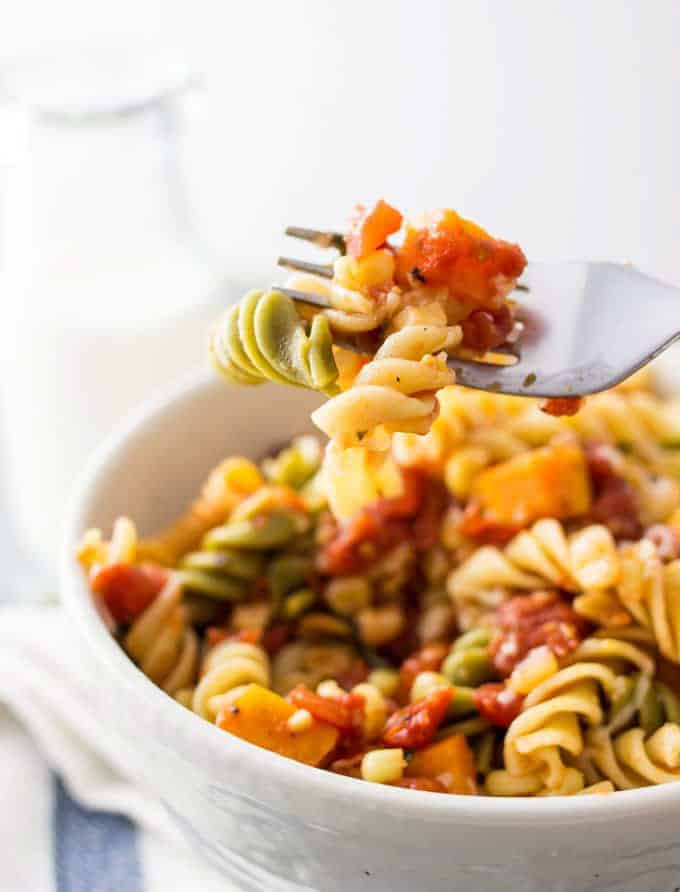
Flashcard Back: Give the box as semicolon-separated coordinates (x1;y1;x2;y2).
0;606;232;892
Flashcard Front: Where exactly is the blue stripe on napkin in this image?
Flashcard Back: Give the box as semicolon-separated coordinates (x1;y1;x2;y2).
53;775;143;892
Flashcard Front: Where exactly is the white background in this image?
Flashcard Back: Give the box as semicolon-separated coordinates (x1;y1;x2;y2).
1;0;678;285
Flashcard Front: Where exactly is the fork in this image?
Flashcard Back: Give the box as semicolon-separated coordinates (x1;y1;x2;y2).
275;227;680;398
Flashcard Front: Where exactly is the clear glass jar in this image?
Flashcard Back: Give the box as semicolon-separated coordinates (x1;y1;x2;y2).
0;46;228;590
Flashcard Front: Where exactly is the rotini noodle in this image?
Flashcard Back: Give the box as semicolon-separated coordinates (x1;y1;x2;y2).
124;576;200;696
191;640;270;720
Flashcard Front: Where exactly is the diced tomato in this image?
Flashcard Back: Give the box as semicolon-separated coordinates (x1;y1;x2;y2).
345;200;403;259
457;502;520;545
260;622;291;655
490;590;591;677
318;469;448;576
391;777;448;793
90;562;169;623
398;643;449;702
585;442;642;539
330;751;370;778
395;209;526;309
412;478;449;550
460;305;514;352
474;683;524;728
382;687;453;749
288;685;365;733
539;397;584;417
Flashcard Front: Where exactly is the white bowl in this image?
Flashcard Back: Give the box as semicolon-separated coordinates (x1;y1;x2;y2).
61;372;680;892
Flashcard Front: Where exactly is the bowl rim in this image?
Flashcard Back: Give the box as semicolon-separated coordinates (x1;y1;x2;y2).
60;368;680;827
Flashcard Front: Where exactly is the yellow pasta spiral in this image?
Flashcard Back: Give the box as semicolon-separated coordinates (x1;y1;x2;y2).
586;723;680;789
448;519;619;630
485;637;653;796
574;539;680;662
191;640;270;721
123;576;200;696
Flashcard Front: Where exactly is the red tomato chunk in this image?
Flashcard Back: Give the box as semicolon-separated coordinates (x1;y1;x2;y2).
288;685;365;733
490;591;590;677
90;562;169;623
382;687;453;749
318;470;448;576
474;683;524;728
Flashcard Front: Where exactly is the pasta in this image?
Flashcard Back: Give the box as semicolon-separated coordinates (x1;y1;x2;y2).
124;576;200;696
211;202;527;518
192;640;270;720
485;637;654;795
79;358;680;796
448;520;619;631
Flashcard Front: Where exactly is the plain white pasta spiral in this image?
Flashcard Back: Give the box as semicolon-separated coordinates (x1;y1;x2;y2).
311;324;459;448
192;640;270;720
124;576;199;695
448;519;620;630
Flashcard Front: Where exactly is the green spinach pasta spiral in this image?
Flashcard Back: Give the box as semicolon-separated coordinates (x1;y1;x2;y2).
210;289;338;393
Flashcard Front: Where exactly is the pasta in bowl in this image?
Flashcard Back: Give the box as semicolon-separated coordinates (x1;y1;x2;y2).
77;364;680;799
63;369;680;892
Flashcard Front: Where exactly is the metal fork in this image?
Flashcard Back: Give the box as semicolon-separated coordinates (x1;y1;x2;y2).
275;227;680;398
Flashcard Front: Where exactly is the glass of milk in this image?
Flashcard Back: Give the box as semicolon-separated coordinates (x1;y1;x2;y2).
0;45;231;591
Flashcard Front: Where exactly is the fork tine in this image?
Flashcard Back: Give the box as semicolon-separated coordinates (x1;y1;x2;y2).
274;286;333;309
278;257;334;279
285;226;346;253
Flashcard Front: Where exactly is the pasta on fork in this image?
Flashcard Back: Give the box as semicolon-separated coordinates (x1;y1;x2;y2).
211;201;527;516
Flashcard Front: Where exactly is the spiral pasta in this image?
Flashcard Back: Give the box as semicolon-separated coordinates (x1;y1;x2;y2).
210;289;339;392
80;341;680;796
191;640;271;720
448;520;619;630
210;203;529;518
124;576;200;696
485;637;653;796
586;723;680;790
616;541;680;661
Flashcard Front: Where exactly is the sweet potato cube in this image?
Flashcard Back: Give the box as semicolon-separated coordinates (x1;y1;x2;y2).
405;734;477;794
346;200;403;259
471;442;591;528
216;684;339;766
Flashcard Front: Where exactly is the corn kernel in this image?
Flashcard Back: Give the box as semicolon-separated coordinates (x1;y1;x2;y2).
360;748;406;784
317;680;345;700
352;682;388;740
287;708;313;733
410;671;451;703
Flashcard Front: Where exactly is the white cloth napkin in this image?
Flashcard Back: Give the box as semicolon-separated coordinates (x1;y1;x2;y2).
0;605;234;892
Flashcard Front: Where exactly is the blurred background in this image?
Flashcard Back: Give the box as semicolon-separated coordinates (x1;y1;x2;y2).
0;0;678;594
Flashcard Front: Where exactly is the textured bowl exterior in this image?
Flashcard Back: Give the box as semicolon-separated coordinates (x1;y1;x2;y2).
61;372;680;892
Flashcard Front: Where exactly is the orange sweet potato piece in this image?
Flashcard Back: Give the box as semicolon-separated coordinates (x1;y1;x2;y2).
346;200;403;259
470;442;591;529
216;684;339;766
405;734;477;794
